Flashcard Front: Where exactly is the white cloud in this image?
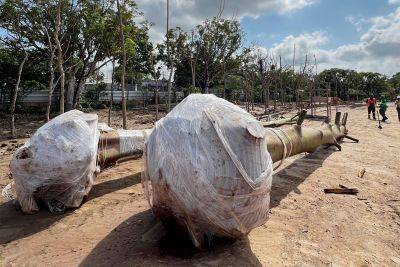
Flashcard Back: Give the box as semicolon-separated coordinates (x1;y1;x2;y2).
257;8;400;75
389;0;400;5
346;16;369;32
136;0;315;43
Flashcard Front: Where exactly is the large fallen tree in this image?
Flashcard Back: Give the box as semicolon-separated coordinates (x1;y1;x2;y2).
5;94;357;247
98;110;355;168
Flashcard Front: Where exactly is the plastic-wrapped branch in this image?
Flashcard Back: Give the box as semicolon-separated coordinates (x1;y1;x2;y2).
8;110;99;214
141;95;355;247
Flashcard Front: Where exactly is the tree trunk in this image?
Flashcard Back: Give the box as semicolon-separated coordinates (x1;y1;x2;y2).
222;62;226;99
117;0;127;129
46;52;55;122
205;73;210;94
266;81;270;110
97;111;351;169
167;66;173;111
265;113;347;162
279;56;284;107
203;64;211;94
261;77;267;113
190;31;196;91
66;69;76;111
274;82;277;113
11;51;28;137
108;59;115;126
74;82;86;108
166;0;172;112
293;44;299;109
190;59;196;90
155;79;159;121
251;76;254;111
55;0;64;114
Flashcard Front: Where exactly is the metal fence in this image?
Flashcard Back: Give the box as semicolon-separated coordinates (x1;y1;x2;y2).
98;91;185;102
2;90;184;104
19;91;59;103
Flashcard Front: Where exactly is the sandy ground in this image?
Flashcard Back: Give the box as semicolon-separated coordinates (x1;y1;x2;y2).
0;105;399;266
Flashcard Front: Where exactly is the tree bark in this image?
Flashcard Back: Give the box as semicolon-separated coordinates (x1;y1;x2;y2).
108;59;115;126
96;111;350;169
265;114;347;163
167;64;173;111
66;69;76;111
205;72;210;94
222;62;226;99
155;78;159;121
166;0;172;112
261;76;267;113
11;51;28;137
55;0;65;114
266;80;270;110
46;52;55;122
251;75;254;111
279;56;284;107
117;0;127;129
190;62;196;90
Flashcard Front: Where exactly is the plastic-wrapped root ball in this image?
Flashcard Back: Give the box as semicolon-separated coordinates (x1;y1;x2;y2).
143;94;273;247
10;110;99;214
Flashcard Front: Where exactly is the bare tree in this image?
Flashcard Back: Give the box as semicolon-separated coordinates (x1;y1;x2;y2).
10;50;28;137
117;0;127;129
256;50;277;113
1;12;30;137
189;30;199;91
108;58;116;126
54;0;65;114
166;0;173;112
148;53;160;121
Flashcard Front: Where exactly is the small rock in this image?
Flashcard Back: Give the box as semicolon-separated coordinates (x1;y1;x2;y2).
358;168;366;178
391;257;400;264
1;143;7;147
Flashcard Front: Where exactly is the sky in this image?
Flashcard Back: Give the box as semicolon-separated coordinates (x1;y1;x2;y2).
135;0;400;77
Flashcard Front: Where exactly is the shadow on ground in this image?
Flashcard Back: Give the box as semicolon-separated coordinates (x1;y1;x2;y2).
0;172;141;244
270;146;341;208
1;143;353;266
79;210;262;267
79;146;349;267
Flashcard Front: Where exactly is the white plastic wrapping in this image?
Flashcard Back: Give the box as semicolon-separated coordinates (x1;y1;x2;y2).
143;94;273;247
10;110;99;214
117;129;149;155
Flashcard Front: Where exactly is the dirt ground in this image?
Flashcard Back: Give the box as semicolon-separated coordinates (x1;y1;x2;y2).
0;105;399;266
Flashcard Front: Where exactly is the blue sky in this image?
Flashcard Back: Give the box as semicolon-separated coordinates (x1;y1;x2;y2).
137;0;400;76
242;0;395;49
2;0;399;78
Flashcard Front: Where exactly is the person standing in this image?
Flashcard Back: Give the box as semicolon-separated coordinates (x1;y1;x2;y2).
379;95;389;122
366;95;377;120
395;95;400;121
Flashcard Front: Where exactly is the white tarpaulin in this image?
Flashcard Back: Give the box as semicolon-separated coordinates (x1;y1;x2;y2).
9;110;99;214
143;94;273;247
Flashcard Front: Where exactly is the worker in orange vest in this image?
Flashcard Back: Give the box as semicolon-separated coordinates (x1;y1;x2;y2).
366;95;377;120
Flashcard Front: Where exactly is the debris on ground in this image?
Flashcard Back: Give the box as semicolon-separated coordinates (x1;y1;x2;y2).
358;168;366;178
324;184;359;195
